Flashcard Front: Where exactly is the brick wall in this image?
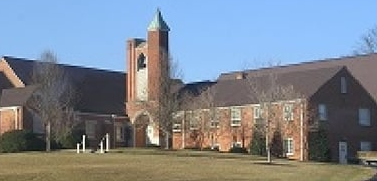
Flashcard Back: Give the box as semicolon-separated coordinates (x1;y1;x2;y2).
0;107;24;135
309;68;377;162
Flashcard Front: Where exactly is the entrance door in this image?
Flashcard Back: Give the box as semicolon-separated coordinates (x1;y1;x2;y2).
339;141;348;164
146;124;159;146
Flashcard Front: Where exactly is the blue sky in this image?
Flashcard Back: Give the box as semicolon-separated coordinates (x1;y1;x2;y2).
0;1;376;82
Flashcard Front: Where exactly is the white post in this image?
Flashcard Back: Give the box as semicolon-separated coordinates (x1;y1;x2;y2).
100;140;104;154
82;135;86;153
106;133;109;152
300;101;304;161
77;143;80;154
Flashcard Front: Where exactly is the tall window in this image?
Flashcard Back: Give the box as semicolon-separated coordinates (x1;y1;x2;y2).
115;125;124;142
359;108;371;126
318;104;327;121
172;112;183;132
188;111;198;130
230;107;241;126
360;141;372;151
210;109;220;128
283;104;294;121
284;138;294;156
85;120;96;139
340;77;347;94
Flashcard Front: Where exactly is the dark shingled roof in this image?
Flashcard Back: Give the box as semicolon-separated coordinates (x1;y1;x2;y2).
179;66;345;108
0;85;37;107
2;56;126;115
218;53;377;102
213;66;344;107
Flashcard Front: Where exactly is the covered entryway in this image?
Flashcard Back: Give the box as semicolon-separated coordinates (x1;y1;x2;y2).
133;112;159;147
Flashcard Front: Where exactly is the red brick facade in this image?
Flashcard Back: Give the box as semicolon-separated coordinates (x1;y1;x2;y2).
172;101;309;160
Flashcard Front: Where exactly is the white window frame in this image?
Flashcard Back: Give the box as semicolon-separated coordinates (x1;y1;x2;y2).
359;108;371;126
360;141;372;151
253;106;262;120
318;104;327;121
283;104;294;121
341;76;347;94
230;107;241;126
172;112;183;132
85;120;97;139
284;138;294;156
172;123;182;133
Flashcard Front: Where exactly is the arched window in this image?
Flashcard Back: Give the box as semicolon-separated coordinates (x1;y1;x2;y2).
137;53;146;71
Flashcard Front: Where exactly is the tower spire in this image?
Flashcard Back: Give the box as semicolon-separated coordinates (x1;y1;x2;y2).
147;8;170;31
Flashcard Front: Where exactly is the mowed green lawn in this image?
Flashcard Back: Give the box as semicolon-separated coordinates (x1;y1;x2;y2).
0;149;374;181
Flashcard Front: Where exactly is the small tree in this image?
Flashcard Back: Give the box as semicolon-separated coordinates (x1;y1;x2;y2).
27;50;75;152
308;126;330;162
249;127;266;155
247;66;301;163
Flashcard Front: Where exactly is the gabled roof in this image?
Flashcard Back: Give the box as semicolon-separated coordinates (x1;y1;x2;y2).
1;56;126;115
180;66;345;108
0;85;37;107
218;53;377;102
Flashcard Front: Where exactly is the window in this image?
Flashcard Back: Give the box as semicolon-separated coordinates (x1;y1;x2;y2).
340;77;347;94
254;106;262;119
210;109;220;128
230;107;241;126
359;108;371;126
283;104;294;121
115;125;124;142
85;120;96;139
284;138;294;156
231;142;242;148
172;112;183;132
318;104;327;121
137;53;146;71
360;141;372;151
188;111;198;130
172;123;182;132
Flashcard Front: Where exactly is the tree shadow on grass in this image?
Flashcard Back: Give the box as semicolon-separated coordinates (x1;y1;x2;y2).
252;161;296;167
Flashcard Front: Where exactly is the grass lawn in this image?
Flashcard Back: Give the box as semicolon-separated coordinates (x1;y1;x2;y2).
0;149;374;181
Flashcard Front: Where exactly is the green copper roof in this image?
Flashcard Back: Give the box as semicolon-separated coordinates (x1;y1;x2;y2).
147;9;170;31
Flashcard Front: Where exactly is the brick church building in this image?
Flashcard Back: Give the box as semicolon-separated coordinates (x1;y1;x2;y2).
124;10;377;163
1;10;377;163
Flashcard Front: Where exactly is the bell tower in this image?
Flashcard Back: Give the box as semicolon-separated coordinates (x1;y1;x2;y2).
126;9;170;104
147;9;170;101
126;9;170;147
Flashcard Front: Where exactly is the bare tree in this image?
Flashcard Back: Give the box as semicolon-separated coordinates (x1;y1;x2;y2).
248;68;301;163
354;26;377;55
144;53;183;149
27;50;75;152
183;86;217;150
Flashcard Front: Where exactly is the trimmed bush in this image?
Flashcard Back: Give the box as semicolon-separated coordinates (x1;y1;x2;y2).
58;129;85;149
308;128;331;162
0;130;44;153
250;129;266;156
229;147;248;154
